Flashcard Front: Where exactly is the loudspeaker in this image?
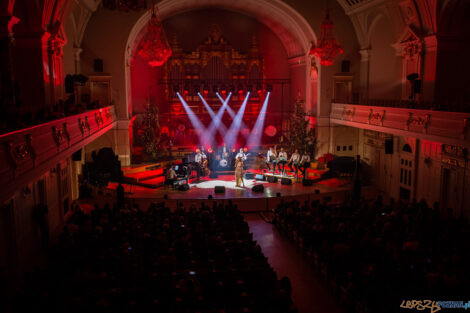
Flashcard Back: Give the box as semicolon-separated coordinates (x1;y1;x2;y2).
385;138;393;154
255;174;265;181
281;178;292;185
178;184;190;191
267;176;278;183
413;79;422;93
302;179;313;186
94;59;103;72
252;184;264;192
209;172;219;179
244;172;255;179
72;149;82;161
406;73;419;81
341;60;350;73
214;186;225;194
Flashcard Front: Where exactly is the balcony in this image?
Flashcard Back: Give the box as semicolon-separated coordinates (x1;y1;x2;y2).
330;102;470;147
332;98;470;113
0;106;116;203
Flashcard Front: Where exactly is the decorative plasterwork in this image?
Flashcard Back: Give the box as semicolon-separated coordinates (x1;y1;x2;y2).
406;112;430;132
368;109;385;126
393;25;423;59
4;134;36;172
341;106;356;121
52;123;70;150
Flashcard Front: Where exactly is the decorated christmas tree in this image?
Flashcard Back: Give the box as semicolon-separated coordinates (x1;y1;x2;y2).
140;99;165;161
285;95;316;155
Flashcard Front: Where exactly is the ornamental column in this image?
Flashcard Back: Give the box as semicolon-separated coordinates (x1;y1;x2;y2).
358;48;370;100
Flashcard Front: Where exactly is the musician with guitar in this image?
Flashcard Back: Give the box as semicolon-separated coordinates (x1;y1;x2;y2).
194;148;208;182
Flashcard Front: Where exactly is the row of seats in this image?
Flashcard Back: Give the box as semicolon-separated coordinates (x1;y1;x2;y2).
14;201;296;313
273;197;470;313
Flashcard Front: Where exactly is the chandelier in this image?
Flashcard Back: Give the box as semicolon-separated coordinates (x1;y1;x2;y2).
309;9;342;66
137;5;172;67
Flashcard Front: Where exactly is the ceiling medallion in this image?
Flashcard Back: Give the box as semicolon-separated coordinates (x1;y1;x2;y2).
309;9;343;66
137;5;172;67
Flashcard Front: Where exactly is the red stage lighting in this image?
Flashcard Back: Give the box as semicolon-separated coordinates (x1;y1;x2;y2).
243;147;248;152
232;148;236;153
256;84;262;94
203;87;209;95
208;147;213;153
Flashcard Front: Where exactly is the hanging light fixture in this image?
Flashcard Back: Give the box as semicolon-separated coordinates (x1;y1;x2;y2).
137;3;172;67
309;9;342;66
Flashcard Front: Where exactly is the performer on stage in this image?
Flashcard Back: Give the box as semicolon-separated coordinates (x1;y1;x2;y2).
299;151;311;177
220;143;229;158
235;156;246;187
235;148;247;161
277;147;288;175
266;146;277;172
194;149;207;182
165;165;177;188
288;149;301;175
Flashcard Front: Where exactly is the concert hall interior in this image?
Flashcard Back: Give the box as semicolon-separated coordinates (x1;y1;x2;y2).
1;0;470;312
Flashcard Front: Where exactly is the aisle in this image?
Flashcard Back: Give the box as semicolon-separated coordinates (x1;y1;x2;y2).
244;213;343;313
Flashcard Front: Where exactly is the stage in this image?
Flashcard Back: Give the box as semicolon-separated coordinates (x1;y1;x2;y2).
108;171;352;211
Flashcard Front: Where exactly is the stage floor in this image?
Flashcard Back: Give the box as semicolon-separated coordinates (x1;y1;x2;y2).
108;172;351;201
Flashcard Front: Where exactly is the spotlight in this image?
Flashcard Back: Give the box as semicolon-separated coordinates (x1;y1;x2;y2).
183;84;190;95
221;85;227;94
243;147;248;152
237;84;244;94
256;84;262;94
203;85;209;94
208;147;213;153
193;85;200;94
267;84;273;92
173;85;180;93
246;85;252;93
229;85;235;93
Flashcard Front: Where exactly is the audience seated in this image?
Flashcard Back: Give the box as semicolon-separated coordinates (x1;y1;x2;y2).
273;197;470;313
14;201;296;313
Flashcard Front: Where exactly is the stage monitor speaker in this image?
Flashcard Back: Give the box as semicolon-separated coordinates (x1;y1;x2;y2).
341;60;350;73
267;176;278;183
72;149;82;161
302;179;313;186
413;79;422;93
178;184;190;191
252;184;264;192
209;172;219;179
214;186;225;194
244;172;255;179
255;174;265;181
385;138;393;154
281;178;292;185
94;59;103;72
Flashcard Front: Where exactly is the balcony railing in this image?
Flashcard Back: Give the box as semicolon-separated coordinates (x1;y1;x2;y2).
332;98;470;113
0;106;116;203
330;102;470;147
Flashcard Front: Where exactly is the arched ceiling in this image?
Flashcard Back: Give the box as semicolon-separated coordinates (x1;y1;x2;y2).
125;0;316;59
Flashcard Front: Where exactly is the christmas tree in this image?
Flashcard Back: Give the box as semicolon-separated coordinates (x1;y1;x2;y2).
140;100;165;161
285;95;316;155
